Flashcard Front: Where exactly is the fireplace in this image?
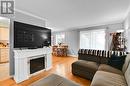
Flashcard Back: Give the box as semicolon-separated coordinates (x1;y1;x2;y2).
14;48;52;83
30;56;45;74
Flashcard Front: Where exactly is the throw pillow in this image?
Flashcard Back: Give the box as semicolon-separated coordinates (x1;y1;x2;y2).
107;54;126;70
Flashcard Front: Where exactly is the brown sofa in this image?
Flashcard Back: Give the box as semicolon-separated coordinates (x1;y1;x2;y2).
72;49;130;86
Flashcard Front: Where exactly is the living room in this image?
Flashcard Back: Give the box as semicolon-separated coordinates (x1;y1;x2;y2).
0;0;130;86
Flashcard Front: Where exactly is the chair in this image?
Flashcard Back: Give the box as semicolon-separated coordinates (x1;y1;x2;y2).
52;45;58;56
57;47;64;56
56;47;68;57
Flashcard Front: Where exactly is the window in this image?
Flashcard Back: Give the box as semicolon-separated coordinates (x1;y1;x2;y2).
80;29;106;50
56;33;65;45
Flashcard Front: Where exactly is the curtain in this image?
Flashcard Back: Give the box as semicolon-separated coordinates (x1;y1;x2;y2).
80;29;106;50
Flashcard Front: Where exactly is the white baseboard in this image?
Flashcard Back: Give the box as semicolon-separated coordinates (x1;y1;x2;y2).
46;66;52;71
68;54;78;57
0;75;13;81
10;75;14;78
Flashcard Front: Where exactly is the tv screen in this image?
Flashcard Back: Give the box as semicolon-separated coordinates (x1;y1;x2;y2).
14;21;51;48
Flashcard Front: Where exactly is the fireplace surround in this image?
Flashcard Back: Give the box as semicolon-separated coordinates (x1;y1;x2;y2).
14;47;52;83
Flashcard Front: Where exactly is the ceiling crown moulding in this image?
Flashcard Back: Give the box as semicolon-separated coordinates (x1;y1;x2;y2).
15;9;48;22
124;3;130;20
52;20;124;32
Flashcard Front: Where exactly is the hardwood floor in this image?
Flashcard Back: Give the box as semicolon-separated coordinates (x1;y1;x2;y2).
0;56;91;86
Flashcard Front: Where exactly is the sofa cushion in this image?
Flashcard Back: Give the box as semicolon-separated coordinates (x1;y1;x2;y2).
98;64;123;75
100;57;109;64
72;60;99;80
91;71;127;86
125;63;130;86
72;60;99;73
122;54;130;73
107;54;126;70
78;54;100;63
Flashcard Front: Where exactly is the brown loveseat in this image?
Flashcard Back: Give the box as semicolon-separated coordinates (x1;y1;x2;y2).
72;49;130;86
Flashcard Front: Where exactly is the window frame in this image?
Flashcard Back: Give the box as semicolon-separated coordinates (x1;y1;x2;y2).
55;33;65;45
80;29;106;50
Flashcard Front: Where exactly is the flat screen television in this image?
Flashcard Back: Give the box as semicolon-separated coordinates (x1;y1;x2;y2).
14;21;51;48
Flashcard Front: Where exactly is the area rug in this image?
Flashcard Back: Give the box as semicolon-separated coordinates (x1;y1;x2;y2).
30;73;80;86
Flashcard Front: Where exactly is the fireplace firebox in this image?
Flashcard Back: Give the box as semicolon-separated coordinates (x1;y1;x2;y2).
30;57;45;74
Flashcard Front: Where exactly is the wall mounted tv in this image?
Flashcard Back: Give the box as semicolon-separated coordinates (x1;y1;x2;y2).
14;21;51;49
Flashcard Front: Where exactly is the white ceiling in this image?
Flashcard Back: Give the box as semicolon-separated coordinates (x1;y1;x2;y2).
15;0;130;31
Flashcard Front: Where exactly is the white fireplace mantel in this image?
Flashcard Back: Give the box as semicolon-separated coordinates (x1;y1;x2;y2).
14;47;52;83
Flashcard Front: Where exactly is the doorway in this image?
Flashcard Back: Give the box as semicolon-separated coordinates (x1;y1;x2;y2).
0;16;10;81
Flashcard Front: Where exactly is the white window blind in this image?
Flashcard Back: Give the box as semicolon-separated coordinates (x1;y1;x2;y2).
80;29;105;50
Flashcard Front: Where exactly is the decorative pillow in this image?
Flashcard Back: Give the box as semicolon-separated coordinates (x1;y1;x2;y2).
107;54;126;70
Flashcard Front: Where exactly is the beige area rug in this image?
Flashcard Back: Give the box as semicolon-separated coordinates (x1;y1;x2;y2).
30;73;80;86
